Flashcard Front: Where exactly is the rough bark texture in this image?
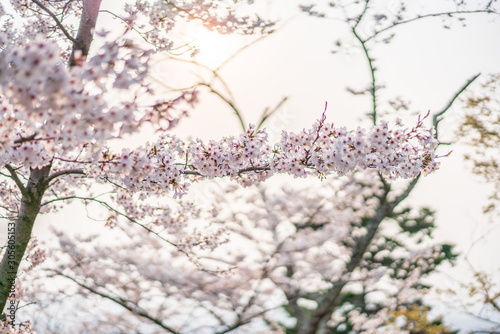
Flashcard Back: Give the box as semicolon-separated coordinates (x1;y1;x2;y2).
0;165;52;318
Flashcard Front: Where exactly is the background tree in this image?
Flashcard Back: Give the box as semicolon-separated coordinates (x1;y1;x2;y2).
457;73;500;216
23;175;458;333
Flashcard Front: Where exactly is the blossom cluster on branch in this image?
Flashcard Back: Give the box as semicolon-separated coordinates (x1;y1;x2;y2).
89;110;439;198
0;31;440;200
0;9;441;202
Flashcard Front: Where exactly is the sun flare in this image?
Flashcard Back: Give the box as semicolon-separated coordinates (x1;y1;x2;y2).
193;28;232;67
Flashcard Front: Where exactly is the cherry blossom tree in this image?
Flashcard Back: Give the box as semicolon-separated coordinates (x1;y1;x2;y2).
0;0;447;330
1;0;498;332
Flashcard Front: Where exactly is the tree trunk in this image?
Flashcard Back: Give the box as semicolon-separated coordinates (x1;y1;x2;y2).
0;0;102;320
0;165;51;321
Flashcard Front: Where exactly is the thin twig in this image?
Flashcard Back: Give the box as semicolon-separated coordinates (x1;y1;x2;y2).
99;9;153;45
41;195;184;251
197;83;246;131
353;0;370;30
256;96;289;130
212;14;298;76
365;10;500;43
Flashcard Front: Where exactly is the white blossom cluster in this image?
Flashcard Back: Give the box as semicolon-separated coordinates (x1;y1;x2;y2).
0;1;452;332
4;0;82;48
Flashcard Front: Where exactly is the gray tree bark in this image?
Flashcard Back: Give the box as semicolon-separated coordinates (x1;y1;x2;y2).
0;165;52;319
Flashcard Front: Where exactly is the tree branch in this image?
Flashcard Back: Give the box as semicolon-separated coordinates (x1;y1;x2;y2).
352;26;378;125
353;0;370;30
41;195;182;250
4;165;29;200
197;83;246;132
0;164;52;315
31;0;78;45
256;96;289;131
365;10;500;43
45;269;179;334
432;73;481;142
45;168;86;184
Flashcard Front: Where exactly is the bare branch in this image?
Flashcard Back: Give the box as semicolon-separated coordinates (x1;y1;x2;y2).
353;0;371;30
433;73;481;142
351;27;378;125
256;96;289;130
212;15;296;75
365;10;500;43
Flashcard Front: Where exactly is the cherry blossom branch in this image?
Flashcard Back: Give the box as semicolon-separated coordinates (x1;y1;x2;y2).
41;194;229;274
4;165;29;200
31;0;78;45
44;269;180;334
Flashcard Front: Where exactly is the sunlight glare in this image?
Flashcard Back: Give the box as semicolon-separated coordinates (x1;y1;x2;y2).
193;27;232;67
